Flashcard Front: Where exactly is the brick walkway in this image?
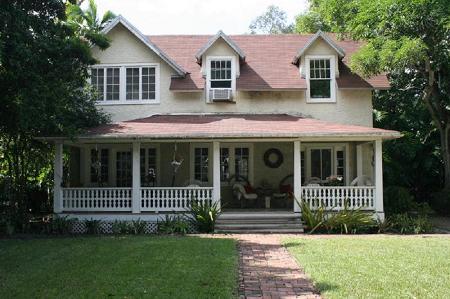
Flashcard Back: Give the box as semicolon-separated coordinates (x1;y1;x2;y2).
237;234;321;299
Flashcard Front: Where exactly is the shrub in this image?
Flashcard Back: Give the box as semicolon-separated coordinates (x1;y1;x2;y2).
129;219;147;234
111;220;130;234
430;191;450;216
187;200;220;233
157;215;189;235
51;216;75;234
384;186;417;215
84;219;102;234
388;213;434;234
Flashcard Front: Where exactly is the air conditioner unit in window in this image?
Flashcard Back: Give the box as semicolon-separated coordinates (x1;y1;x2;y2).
209;88;233;102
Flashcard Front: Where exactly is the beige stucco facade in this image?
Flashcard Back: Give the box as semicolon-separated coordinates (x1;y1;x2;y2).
91;24;373;127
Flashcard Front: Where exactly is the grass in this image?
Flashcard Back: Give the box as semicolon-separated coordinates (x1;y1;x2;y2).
0;236;237;298
283;236;450;299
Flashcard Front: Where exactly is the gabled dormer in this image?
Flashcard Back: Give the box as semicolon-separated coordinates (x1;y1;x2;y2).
195;31;245;103
293;31;346;103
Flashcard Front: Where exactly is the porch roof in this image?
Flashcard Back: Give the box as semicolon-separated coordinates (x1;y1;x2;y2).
76;114;401;140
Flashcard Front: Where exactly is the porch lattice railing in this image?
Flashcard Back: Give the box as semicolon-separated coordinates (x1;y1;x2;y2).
141;187;213;212
301;186;375;211
62;188;133;211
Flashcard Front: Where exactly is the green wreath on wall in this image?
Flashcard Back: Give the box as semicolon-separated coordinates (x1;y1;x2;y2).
263;148;283;168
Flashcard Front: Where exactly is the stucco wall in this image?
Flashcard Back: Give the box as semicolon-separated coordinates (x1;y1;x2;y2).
92;25;374;127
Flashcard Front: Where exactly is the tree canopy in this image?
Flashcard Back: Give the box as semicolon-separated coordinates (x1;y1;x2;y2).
0;0;110;225
249;5;294;34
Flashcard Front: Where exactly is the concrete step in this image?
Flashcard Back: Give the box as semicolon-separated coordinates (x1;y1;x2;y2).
216;218;301;224
215;228;304;234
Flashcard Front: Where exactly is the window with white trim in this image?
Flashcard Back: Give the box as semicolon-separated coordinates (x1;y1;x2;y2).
311;148;332;181
220;148;230;181
106;67;120;101
194;148;209;182
116;151;132;187
306;56;336;103
210;60;232;88
91;65;158;103
90;148;109;185
235;147;249;181
140;148;157;186
310;59;331;98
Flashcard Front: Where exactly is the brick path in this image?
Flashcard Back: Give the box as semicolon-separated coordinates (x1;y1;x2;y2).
237;234;321;299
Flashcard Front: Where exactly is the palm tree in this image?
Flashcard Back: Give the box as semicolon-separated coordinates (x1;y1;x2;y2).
66;0;116;49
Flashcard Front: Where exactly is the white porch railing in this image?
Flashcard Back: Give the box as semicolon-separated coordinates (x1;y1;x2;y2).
301;186;375;211
141;187;213;212
62;188;133;211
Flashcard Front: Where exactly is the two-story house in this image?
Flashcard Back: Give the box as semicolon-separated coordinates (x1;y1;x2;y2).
48;16;400;230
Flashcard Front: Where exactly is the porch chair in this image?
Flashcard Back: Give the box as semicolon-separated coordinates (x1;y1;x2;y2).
272;174;294;208
183;179;204;187
305;177;322;186
232;183;258;208
350;175;373;186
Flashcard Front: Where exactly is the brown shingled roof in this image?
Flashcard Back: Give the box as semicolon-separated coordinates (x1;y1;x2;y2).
84;114;400;140
148;34;389;91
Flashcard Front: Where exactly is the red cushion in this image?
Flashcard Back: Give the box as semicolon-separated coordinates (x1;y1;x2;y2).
280;184;293;194
244;184;255;194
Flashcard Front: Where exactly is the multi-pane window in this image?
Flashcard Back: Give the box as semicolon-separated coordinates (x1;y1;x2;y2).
309;59;331;99
90;149;109;184
140;148;157;186
336;150;345;178
142;67;156;100
106;67;120;100
311;149;332;181
91;68;104;100
116;151;132;187
194;148;209;182
220;148;230;181
91;65;157;102
235;147;249;181
126;68;140;100
210;60;232;88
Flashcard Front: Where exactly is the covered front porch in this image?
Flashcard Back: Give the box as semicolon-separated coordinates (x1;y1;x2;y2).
54;139;383;217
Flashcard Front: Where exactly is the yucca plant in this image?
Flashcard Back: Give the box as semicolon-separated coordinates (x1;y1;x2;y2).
187;200;220;233
130;219;147;234
294;197;326;233
112;220;130;235
157;215;189;235
325;200;376;234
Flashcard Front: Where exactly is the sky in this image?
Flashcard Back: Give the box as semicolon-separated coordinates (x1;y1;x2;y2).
89;0;308;35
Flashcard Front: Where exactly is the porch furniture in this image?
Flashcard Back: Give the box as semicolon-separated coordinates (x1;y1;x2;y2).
256;186;274;209
184;179;203;187
350;175;373;186
305;177;322;185
272;174;294;208
233;183;258;208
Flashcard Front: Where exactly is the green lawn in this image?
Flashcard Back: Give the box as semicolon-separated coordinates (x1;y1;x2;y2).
283;236;450;299
0;236;237;298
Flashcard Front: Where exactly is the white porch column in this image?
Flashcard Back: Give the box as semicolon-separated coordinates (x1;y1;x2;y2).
212;141;221;211
53;142;63;213
356;143;363;185
293;140;301;213
132;142;141;214
374;139;384;220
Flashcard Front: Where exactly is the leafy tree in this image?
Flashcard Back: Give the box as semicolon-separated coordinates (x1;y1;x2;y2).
66;0;116;49
249;5;294;34
296;0;450;194
0;0;109;228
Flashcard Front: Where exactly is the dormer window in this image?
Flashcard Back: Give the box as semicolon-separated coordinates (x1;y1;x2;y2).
305;55;336;103
210;60;232;88
206;56;235;102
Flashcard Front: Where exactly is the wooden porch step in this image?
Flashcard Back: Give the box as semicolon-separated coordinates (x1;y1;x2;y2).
215;211;303;233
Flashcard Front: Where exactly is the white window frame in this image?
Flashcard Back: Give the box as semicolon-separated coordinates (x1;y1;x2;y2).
305;55;336;103
303;143;350;184
91;63;160;105
217;143;254;186
140;144;160;186
190;143;212;184
205;56;236;102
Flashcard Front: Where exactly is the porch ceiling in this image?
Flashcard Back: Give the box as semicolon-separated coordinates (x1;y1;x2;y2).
68;114;401;141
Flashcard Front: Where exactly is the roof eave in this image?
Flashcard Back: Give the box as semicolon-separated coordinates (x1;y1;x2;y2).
292;31;346;64
102;15;187;77
195;30;246;63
